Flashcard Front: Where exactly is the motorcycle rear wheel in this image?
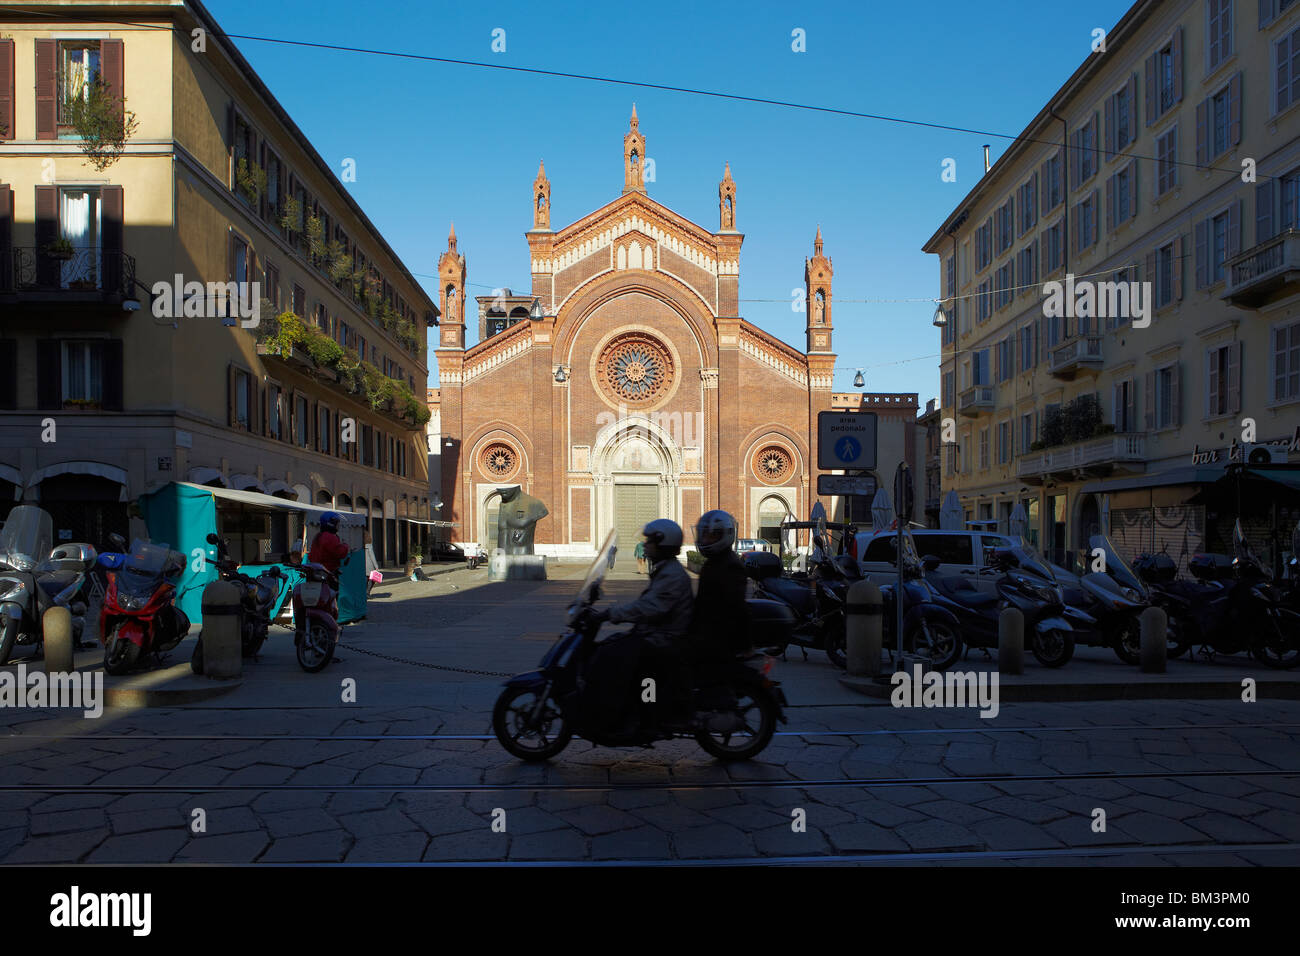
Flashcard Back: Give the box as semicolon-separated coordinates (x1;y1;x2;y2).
1113;620;1142;665
694;687;777;762
1251;609;1300;669
0;617;17;666
1031;628;1074;668
824;620;847;669
296;623;335;672
492;685;572;761
907;620;962;671
103;626;141;675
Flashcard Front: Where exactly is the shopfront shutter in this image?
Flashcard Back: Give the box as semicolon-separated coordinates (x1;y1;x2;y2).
34;38;56;140
102;39;123;123
37;339;61;408
0;39;14;141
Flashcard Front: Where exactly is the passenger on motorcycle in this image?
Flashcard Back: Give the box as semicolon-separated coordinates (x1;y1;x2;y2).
691;510;752;670
591;519;694;733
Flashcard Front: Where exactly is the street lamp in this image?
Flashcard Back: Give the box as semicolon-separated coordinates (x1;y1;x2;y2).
529;297;547;321
932;305;948;327
853;369;865;389
554;365;569;383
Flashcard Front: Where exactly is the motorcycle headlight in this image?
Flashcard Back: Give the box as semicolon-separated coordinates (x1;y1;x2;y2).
118;592;144;611
1121;587;1141;602
0;579;25;602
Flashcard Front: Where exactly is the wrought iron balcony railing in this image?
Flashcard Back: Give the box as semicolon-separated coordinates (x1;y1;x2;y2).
3;246;135;298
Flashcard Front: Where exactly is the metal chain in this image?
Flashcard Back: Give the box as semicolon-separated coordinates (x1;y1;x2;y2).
336;640;513;678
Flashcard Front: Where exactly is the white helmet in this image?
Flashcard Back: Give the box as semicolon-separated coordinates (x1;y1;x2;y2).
641;519;683;560
694;510;736;558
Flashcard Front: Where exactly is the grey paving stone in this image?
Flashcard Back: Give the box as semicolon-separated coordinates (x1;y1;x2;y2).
753;823;832;857
608;789;671;810
422;829;510;861
1042;817;1136;847
30;793;116;812
221;764;296;787
0;827;29;860
672;823;754;859
353;764;421;786
406;806;492;836
4;827;109;863
250;791;332;813
840;799;926;828
971;817;1066;850
976;795;1070;824
631;803;714;831
261;830;351;863
556;804;640;836
86;829;188;863
895;819;983;851
591;826;671;860
824;821;909;853
261;808;340;839
912;799;998;826
1176;791;1268;816
344;831;429;862
1184;813;1283;843
337;808;416;838
326;791;392;814
508;829;587;861
288;764;359;786
29;808;108;835
465;790;535;812
173;831;271;863
703;803;791;831
1248;809;1300;840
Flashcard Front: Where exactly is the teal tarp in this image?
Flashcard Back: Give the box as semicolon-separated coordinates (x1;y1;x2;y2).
138;482;367;628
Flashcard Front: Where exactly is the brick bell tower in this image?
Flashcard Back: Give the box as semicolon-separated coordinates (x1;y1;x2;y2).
718;161;737;232
623;104;646;194
435;223;468;526
438;222;466;349
805;226;837;509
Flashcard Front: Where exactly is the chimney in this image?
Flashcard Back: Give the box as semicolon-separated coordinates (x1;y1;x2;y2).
983;145;991;173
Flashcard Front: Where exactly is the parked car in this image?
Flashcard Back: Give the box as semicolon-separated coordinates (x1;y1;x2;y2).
735;538;769;554
429;542;465;561
856;529;1019;591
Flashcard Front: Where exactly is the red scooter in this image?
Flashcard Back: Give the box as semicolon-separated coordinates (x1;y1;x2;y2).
292;562;340;671
99;539;190;674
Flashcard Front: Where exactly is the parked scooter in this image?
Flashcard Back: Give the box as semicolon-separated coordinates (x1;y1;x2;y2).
292;562;340;672
190;533;284;673
493;531;792;762
0;506;99;664
99;538;190;674
743;544;849;668
1059;535;1153;665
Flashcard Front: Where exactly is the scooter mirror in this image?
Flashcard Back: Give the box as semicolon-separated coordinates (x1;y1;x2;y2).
921;554;941;572
206;533;220;545
108;533;127;552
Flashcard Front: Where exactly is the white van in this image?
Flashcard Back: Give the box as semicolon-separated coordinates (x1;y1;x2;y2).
855;529;1020;591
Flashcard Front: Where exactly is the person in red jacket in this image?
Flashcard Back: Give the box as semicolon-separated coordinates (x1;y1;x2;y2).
308;511;349;575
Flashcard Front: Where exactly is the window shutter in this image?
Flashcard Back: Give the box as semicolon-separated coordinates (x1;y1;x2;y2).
0;339;14;409
1129;162;1139;220
1229;72;1243;147
34;38;56;140
0;184;11;295
227;365;237;426
35;184;58;286
1069;130;1080;190
102;339;124;411
1173;234;1184;300
1104;95;1116;160
37;339;61;408
1195;219;1209;288
1171;362;1181;426
1031;236;1039;286
1112;382;1122;428
101;39;124;124
1145;251;1156;295
1127;73;1138;142
1195;99;1208;167
1144;371;1156;430
1172;27;1184;103
1262;0;1277;29
1227;199;1242;259
1145;54;1156;126
1207;348;1220;416
1280;33;1293;113
101;185;123;295
1257;180;1276;243
1228;342;1242;416
226;101;235;153
1091;189;1099;246
1126;378;1136;432
0;39;13;142
1106;174;1116;231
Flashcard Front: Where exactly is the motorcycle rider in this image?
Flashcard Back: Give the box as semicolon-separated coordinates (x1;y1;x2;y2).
591;519;693;734
691;510;752;676
308;512;349;576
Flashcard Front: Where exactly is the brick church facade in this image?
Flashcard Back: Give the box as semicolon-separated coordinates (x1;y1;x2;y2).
435;109;840;555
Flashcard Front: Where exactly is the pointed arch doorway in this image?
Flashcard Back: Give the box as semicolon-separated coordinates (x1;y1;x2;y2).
593;420;681;553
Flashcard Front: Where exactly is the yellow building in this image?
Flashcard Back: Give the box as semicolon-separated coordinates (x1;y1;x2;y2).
0;0;437;564
924;0;1300;572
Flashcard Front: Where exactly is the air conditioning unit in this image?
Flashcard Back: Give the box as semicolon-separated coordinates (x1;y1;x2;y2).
1244;443;1288;464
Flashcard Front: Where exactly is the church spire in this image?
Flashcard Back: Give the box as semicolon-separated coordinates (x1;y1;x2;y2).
532;160;551;230
623;105;646;194
718;161;736;231
805;227;833;354
814;224;823;256
448;221;457;253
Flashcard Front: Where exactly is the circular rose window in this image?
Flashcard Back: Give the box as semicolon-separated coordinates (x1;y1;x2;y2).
481;442;519;479
753;445;793;484
596;332;674;407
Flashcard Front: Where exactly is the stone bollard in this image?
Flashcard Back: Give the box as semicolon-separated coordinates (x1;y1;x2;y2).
1139;606;1168;673
845;579;883;676
42;606;74;675
199;581;242;679
998;607;1024;675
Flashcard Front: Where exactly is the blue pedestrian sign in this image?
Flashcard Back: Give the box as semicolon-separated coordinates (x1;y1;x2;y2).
817;411;877;470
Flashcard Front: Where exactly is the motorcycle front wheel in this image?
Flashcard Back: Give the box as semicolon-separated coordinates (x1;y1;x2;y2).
694;687;777;762
1251;609;1300;669
103;626;141;675
1113;618;1142;665
823;619;847;669
906;619;962;671
0;615;18;666
296;623;335;672
1031;627;1074;668
492;685;572;761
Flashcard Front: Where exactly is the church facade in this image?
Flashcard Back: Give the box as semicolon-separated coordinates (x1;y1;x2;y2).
435;110;840;555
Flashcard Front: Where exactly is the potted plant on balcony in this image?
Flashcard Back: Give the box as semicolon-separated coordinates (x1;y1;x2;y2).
235;157;267;205
44;237;75;261
62;397;101;410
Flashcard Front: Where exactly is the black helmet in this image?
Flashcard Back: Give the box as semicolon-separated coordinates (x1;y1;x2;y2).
694;510;736;558
642;518;683;561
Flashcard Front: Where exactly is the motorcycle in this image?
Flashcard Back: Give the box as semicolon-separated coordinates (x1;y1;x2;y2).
742;543;849;668
1057;535;1153;665
292;561;340;672
0;506;99;665
493;531;792;763
190;533;285;673
99;538;191;675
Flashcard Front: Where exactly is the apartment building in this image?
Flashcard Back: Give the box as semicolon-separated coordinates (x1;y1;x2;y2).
0;0;437;564
923;0;1300;570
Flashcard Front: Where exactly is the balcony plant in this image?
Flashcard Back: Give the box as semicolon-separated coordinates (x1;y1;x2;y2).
62;397;101;410
305;213;326;263
61;79;140;171
235;157;267;205
278;195;303;239
44;237;75;261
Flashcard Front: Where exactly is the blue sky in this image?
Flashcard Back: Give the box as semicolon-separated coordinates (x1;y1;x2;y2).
209;0;1136;397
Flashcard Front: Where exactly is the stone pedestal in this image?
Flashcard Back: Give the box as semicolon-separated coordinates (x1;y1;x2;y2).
488;553;547;581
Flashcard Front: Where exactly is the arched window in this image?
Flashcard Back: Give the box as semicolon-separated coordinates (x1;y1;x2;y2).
757;497;790;552
814;290;826;324
537;192;546;210
630;149;639;169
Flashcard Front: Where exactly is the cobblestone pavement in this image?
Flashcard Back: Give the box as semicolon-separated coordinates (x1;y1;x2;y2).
1;563;1298;865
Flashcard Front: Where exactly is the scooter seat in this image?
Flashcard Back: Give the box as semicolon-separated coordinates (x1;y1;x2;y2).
929;573;998;608
37;569;80;595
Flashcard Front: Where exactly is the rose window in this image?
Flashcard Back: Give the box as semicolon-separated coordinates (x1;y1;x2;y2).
482;443;518;478
754;446;793;484
597;333;674;406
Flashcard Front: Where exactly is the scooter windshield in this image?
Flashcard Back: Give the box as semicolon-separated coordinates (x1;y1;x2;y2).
118;540;175;599
1088;534;1146;595
1007;538;1056;582
0;506;53;572
1233;520;1267;576
574;530;617;609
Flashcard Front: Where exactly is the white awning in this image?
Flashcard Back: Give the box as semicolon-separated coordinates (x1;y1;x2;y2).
404;519;456;527
26;461;129;501
170;481;367;527
188;466;226;486
228;473;265;493
264;479;295;497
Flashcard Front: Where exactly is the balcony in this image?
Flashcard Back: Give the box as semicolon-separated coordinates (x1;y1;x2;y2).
958;385;994;417
1017;432;1147;484
1049;334;1103;379
1;247;136;305
255;343;423;429
1222;230;1300;309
